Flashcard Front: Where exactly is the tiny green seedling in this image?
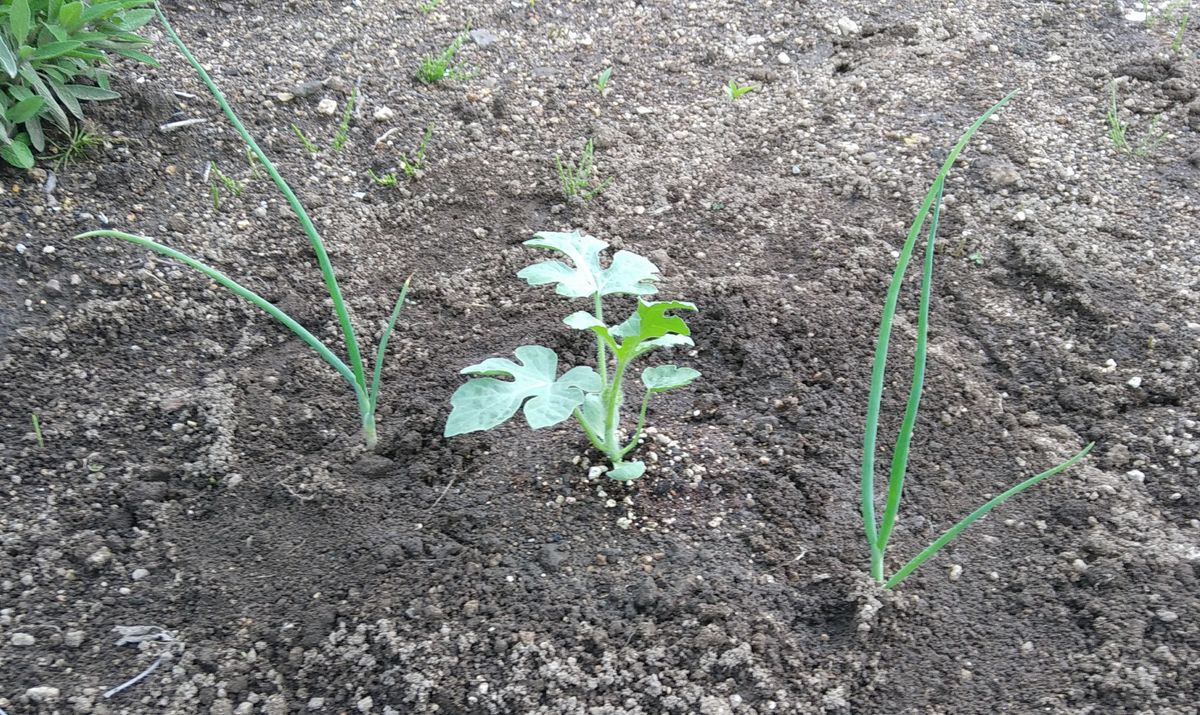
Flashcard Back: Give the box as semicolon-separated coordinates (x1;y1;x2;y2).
416;31;469;84
291;123;321;153
556;139;612;200
594;66;613;93
724;79;755;101
445;231;700;481
47;126;117;169
398;123;434;178
968;250;984;266
417;0;443;14
860;90;1093;588
31;414;44;449
79;7;413;449
331;88;357;152
1134;114;1169;156
1106;81;1128;150
368;168;398;186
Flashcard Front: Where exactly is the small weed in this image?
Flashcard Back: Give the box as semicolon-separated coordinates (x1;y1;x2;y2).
210;183;221;211
245;145;261;178
417;0;443;14
724;79;755;102
968;251;985;266
291;123;321;153
368;169;398;187
47;126;117;169
31;414;44;449
417;31;469;84
1134;114;1169;156
1106;81;1128;150
1173;12;1189;51
332;88;357;152
398;124;434;178
556;138;612;200
594;66;613;93
210;162;243;196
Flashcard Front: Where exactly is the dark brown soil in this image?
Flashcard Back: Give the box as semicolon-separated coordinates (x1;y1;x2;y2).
2;1;1198;713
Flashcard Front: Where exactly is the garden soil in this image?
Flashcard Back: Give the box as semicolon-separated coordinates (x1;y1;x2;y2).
2;0;1198;713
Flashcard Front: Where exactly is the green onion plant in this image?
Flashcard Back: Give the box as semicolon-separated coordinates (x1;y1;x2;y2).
77;6;411;449
861;90;1094;588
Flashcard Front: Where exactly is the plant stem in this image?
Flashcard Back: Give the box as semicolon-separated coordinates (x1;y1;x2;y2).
620;389;652;457
594;292;608;389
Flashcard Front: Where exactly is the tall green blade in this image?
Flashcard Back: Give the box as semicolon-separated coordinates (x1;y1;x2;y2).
861;90;1018;577
368;276;412;411
876;179;944;552
884;443;1094;588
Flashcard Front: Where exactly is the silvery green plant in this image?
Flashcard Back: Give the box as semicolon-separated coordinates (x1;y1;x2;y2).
444;231;700;481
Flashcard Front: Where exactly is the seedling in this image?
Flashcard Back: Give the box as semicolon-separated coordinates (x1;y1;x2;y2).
31;413;44;449
331;88;356;152
1106;81;1128;150
1134;114;1169;156
46;126;117;168
594;66;613;93
556;138;612;200
860;90;1093;588
417;0;443;14
78;7;412;449
445;231;700;481
416;31;469;84
398;123;434;178
368;168;398;186
724;79;755;101
291;123;320;153
968;250;984;266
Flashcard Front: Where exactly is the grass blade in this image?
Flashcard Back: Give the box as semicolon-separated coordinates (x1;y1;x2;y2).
76;230;359;392
368;275;412;411
876;179;944;551
862;90;1019;576
884;442;1094;588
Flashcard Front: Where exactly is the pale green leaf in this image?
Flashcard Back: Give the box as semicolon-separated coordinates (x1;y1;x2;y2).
445;345;602;436
11;0;31;45
608;461;646;481
641;365;701;393
5;95;43;123
0;35;17;78
518;230;659;298
0;137;34;169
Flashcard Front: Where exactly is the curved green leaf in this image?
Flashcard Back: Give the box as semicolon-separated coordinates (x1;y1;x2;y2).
5;95;44;123
66;83;120;100
31;40;84;61
518;230;659;298
445;345;602;436
0;35;17;78
608;461;645;481
58;1;84;31
0;136;34;168
11;0;31;45
641;365;701;393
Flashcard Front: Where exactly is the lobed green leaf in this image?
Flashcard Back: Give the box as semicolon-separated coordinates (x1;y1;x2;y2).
641;365;701;393
518;230;659;298
445;345;602;436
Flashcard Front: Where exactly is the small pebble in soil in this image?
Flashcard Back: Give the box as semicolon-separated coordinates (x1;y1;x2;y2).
25;686;60;703
317;98;338;116
11;632;35;646
948;564;963;581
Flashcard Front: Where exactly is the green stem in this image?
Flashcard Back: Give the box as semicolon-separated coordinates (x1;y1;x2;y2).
155;4;367;393
594;292;608;389
620;389;652;458
861;90;1019;580
573;407;609;454
603;355;631;461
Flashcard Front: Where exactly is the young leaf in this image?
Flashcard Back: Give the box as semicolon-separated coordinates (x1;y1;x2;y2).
58;1;84;31
31;40;84;61
66;83;120;100
611;299;697;359
641;365;701;393
5;95;44;124
11;0;32;46
518;230;660;298
444;345;602;436
0;35;17;78
608;461;646;481
0;136;35;169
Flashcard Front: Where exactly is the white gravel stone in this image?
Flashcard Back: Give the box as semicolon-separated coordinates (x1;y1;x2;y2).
26;686;61;703
11;632;35;646
317;98;338;116
373;106;395;121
